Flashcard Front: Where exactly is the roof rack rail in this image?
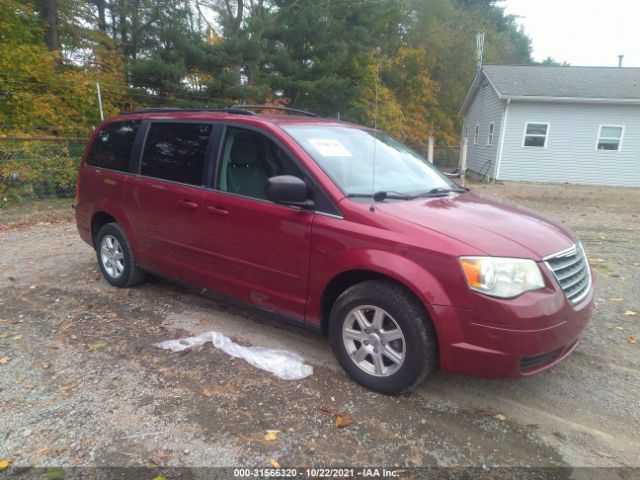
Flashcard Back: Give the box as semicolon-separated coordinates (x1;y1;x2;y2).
118;107;256;116
233;104;318;117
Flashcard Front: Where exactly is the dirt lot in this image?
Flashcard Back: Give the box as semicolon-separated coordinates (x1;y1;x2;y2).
0;182;639;474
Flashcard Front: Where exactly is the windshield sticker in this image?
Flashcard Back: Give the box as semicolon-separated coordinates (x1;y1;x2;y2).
308;139;352;157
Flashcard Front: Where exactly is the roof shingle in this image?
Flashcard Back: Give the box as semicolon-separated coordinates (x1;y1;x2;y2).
482;64;640;100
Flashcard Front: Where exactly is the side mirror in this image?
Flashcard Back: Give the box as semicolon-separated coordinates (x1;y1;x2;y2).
265;175;315;210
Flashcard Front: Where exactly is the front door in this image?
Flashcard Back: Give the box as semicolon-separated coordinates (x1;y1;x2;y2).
200;126;314;320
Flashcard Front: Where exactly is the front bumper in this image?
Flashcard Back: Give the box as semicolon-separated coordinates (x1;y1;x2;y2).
432;280;594;377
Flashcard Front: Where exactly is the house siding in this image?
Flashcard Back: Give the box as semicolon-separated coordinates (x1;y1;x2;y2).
462;81;503;178
498;101;640;187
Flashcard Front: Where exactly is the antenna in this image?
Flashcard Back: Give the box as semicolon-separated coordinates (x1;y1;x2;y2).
618;55;624;68
475;32;485;84
370;59;379;208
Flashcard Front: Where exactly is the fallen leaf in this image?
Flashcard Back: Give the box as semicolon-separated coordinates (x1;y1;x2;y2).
203;388;213;397
335;414;353;427
610;297;624;302
40;361;52;369
12;335;22;340
153;476;167;480
85;342;106;352
593;450;614;458
264;430;280;442
0;357;9;364
270;459;281;468
319;405;340;416
149;455;164;466
34;446;49;454
477;407;499;416
627;336;637;345
623;310;638;316
494;414;506;421
60;383;78;391
0;459;9;470
589;258;606;263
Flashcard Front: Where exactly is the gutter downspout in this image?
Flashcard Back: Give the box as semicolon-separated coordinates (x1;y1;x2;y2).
494;98;510;182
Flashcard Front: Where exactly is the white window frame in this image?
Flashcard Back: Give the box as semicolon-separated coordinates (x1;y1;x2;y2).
522;122;550;148
487;122;495;146
474;124;480;145
595;124;624;152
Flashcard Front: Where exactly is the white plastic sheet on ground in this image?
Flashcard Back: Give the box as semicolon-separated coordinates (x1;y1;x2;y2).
153;331;313;380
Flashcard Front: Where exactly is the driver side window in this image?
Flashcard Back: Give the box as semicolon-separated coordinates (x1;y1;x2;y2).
218;127;302;200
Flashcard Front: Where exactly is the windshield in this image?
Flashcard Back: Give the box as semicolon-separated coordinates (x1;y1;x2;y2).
282;125;458;197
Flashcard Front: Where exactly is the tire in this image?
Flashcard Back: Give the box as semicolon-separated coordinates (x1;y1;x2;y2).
95;222;145;288
329;280;437;394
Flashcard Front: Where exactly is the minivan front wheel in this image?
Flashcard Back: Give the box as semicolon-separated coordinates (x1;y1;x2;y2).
95;223;145;288
329;280;437;394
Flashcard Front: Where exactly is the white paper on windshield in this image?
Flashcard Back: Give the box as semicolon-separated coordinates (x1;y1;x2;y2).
308;138;352;157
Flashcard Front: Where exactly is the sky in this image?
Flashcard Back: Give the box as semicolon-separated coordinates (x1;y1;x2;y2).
502;0;640;67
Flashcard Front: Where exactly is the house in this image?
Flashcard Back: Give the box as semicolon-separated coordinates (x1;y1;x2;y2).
460;65;640;187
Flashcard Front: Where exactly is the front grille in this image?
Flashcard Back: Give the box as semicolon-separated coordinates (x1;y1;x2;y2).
545;244;591;304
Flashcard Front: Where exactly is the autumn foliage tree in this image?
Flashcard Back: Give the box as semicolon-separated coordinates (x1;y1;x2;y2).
1;0;535;145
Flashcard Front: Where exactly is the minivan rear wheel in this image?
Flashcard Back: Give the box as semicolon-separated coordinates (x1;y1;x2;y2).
95;223;145;288
329;280;437;394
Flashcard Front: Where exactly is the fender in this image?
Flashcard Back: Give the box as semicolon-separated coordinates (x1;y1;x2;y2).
306;248;455;329
91;197;139;253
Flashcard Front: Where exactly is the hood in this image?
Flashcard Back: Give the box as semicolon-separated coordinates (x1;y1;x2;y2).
376;191;576;259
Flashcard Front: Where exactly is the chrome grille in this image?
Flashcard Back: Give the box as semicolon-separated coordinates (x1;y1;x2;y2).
545;244;591;304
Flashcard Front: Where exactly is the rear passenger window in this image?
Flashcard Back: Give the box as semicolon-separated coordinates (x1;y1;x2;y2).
87;120;140;172
141;123;212;186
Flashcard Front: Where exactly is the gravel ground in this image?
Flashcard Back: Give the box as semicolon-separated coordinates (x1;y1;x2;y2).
0;181;639;473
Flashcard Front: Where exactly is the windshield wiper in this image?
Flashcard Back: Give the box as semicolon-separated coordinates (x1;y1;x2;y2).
414;187;466;197
347;191;413;201
373;191;414;201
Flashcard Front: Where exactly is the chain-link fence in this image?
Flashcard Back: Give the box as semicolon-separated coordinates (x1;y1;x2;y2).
433;145;461;173
0;137;87;208
414;142;462;174
0;136;463;210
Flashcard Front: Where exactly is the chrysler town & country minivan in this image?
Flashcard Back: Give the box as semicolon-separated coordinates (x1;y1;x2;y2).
75;106;593;393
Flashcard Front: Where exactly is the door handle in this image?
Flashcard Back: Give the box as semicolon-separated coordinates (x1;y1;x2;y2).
206;205;229;216
178;199;199;209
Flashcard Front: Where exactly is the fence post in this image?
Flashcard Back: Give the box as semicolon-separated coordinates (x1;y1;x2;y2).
96;82;104;121
459;137;468;187
427;136;434;164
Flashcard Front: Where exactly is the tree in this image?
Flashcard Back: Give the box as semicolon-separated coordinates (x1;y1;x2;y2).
38;0;58;51
0;0;127;133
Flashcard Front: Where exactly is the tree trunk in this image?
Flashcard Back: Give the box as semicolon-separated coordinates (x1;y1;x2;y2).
95;0;107;31
129;0;141;59
38;0;58;51
118;0;128;44
108;0;118;39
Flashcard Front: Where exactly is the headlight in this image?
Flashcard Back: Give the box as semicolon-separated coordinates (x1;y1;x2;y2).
459;257;545;298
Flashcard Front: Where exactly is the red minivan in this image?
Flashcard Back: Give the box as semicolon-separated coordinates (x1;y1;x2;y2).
75;106;593;394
